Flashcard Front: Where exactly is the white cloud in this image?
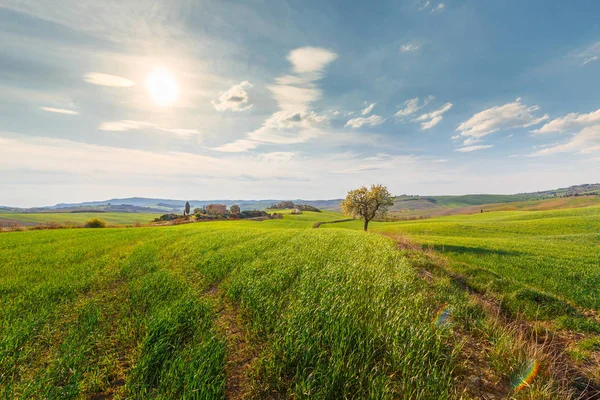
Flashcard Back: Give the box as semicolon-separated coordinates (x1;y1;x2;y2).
164;129;202;138
532;126;600;156
532;109;600;134
98;120;200;137
99;120;153;131
211;81;253;112
287;47;338;74
456;98;548;143
216;47;337;152
400;44;420;52
395;96;434;118
0;134;454;196
345;115;386;128
213;139;259;153
40;106;79;115
267;84;322;113
84;72;134;87
258;152;297;162
462;138;480;146
455;145;494;152
361;103;376;115
248;111;326;144
579;42;600;66
419;1;430;9
531;109;600;156
432;3;445;12
413;102;453;129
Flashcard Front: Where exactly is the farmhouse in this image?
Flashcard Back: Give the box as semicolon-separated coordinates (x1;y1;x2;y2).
206;204;227;215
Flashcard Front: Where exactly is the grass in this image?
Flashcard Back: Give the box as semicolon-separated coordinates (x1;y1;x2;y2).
322;206;600;326
0;212;160;226
0;218;461;399
0;209;588;398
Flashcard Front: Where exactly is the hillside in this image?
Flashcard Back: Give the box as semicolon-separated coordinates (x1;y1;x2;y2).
2;183;598;216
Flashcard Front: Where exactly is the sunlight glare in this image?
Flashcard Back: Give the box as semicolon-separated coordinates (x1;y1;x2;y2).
145;67;179;106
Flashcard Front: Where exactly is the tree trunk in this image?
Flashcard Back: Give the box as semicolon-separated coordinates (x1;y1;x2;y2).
363;219;369;231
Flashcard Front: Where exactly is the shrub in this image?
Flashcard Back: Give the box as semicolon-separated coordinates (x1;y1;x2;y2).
154;214;179;222
296;204;321;212
84;218;107;228
240;210;268;219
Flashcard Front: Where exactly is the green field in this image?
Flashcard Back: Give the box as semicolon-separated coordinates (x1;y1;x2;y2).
0;212;161;226
323;206;600;326
1;209;593;398
0;218;463;399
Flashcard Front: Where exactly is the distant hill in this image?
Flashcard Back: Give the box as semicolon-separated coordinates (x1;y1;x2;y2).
2;183;598;214
388;183;600;218
1;198;343;214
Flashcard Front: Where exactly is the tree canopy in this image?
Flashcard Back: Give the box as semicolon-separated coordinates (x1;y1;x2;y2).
341;184;394;231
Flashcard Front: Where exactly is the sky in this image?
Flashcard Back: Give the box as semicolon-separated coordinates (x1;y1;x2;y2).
1;0;599;207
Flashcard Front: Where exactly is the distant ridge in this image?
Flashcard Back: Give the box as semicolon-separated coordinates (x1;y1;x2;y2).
1;183;598;213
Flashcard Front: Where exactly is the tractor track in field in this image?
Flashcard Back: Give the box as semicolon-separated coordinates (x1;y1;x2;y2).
207;285;257;400
388;232;600;399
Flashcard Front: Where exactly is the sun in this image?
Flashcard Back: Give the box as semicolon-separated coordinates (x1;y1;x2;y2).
145;67;179;106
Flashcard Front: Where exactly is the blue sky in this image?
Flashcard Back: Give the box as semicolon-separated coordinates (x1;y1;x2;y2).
1;0;599;207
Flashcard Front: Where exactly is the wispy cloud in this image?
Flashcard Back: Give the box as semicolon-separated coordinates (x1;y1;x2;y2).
98;120;201;137
531;109;600;156
432;3;445;12
0;134;452;192
395;96;434;118
456;98;548;144
532;109;600;134
99;120;152;131
345;115;386;128
579;42;600;66
40;106;79;115
213;139;259;152
455;145;494;152
361;103;376;115
258;152;297;162
400;44;420;52
84;73;134;87
413;102;453;129
211;81;253;112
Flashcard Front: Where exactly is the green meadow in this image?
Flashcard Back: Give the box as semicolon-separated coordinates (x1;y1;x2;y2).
1;207;597;398
323;206;600;327
0;212;160;226
0;221;461;399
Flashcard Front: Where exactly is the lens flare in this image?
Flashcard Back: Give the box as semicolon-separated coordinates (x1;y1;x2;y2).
434;305;453;327
512;359;540;392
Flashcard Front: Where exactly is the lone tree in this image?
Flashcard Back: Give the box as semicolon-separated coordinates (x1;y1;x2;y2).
184;201;191;217
341;184;394;231
230;204;241;216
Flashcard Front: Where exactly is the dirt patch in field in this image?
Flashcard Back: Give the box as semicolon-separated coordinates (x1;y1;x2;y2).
216;298;256;399
0;217;38;227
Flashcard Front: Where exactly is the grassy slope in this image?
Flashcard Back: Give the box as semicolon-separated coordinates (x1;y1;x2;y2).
323;207;600;319
0;216;459;399
389;195;600;219
0;212;160;225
